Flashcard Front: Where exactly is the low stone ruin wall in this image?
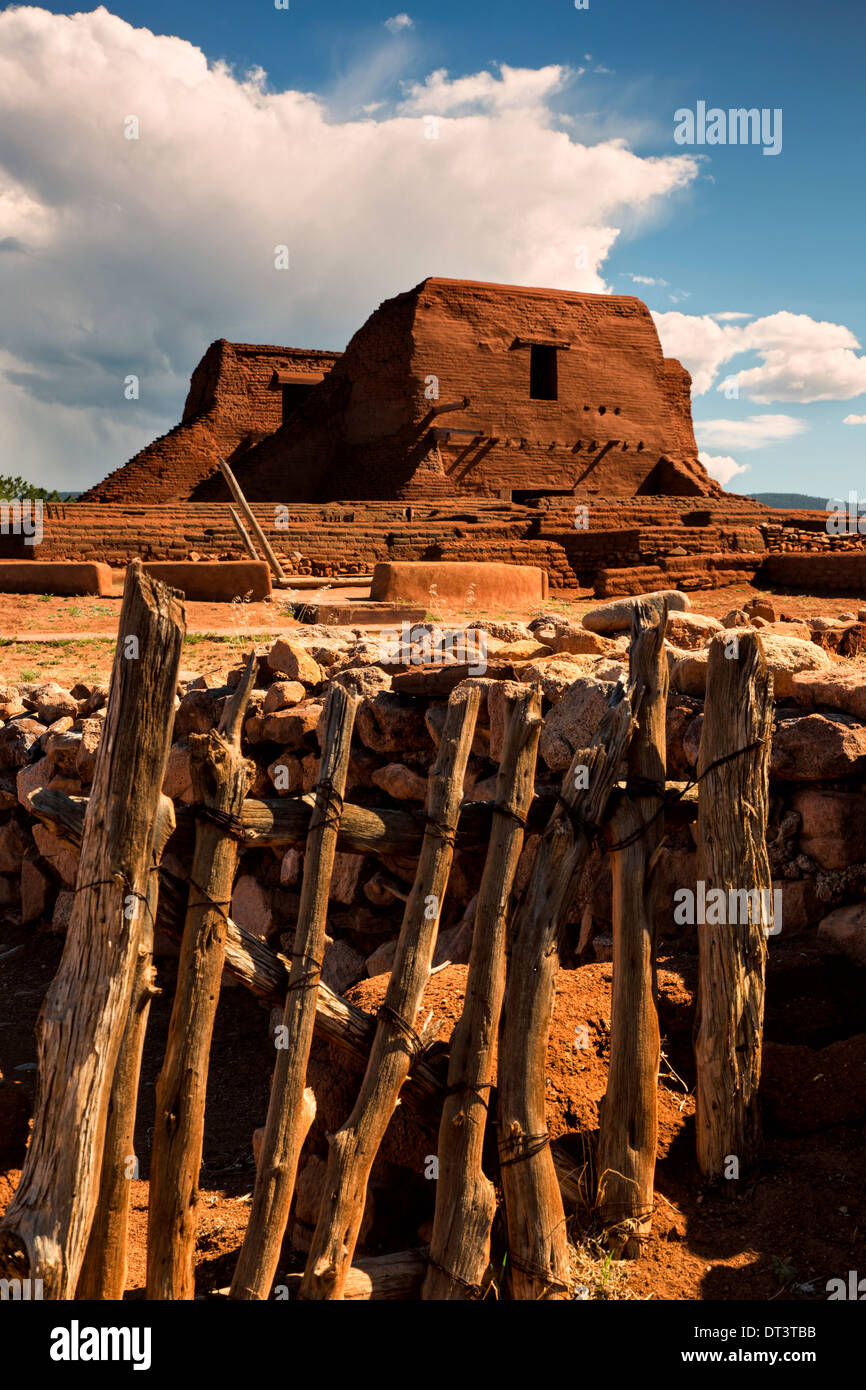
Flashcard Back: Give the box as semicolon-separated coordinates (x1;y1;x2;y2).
758;552;866;592
3;595;866;981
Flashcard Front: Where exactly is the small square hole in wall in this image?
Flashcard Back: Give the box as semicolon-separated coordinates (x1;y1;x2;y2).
529;344;558;400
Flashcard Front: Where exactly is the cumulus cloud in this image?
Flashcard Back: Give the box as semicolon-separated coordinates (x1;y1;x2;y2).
654;309;866;402
400;63;571;114
699;451;749;487
623;273;669;287
0;8;700;490
384;13;414;33
843;413;866;424
695;414;808;451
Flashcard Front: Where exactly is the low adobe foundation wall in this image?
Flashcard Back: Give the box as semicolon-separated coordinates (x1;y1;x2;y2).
0;561;113;597
370;560;548;608
142;561;272;602
757;553;866;593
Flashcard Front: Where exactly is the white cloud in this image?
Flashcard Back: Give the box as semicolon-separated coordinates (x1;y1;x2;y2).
695;413;808;451
653;309;866;403
623;273;669;287
400;63;570;114
843;413;866;424
654;309;866;402
0;9;700;489
699;451;750;487
384;13;414;34
712;311;752;321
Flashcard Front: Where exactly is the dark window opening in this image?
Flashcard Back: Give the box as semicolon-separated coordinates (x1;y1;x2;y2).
281;382;314;424
529;344;558;400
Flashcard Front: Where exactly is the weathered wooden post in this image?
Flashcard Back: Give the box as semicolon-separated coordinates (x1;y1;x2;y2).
76;795;175;1300
423;685;542;1300
694;632;773;1180
498;685;636;1300
597;597;667;1256
300;683;480;1300
0;561;184;1298
230;682;359;1300
146;652;258;1299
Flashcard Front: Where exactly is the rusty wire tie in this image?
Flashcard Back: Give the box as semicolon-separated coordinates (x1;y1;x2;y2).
189;804;246;840
307;777;344;835
497;1131;551;1168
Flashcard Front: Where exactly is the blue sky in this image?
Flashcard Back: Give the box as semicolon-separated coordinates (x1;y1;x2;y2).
1;0;864;495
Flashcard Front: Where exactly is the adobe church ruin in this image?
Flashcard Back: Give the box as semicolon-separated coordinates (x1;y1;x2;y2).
12;277;848;596
84;278;718;506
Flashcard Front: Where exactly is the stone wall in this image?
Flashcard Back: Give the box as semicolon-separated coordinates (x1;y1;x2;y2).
3;601;866;978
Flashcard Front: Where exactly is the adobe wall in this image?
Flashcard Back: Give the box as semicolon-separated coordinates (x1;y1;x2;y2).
403;279;704;497
226;278;713;504
758;553;866;592
81;341;341;505
0;496;778;593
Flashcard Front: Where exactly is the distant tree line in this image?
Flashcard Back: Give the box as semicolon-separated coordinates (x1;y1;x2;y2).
0;474;71;502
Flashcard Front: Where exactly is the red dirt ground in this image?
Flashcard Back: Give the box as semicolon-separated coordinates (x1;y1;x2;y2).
0;583;861;686
2;917;864;1301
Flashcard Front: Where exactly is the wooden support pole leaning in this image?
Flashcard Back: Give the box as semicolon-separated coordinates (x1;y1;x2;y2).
498;684;637;1300
0;561;185;1298
146;651;258;1300
229;505;260;563
300;682;480;1300
76;795;176;1300
217;455;287;583
422;684;542;1300
694;632;773;1180
597;597;667;1257
230;682;360;1300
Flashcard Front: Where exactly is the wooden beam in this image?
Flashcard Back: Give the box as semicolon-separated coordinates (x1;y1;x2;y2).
231;684;359;1300
75;795;175;1300
229;506;260;563
423;685;542;1300
428;396;471;417
498;682;637;1300
29;786;559;859
694;633;773;1180
146;653;258;1299
300;685;480;1300
0;561;185;1298
597;597;667;1257
217;455;287;583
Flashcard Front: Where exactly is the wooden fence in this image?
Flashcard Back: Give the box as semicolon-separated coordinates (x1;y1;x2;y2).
0;561;773;1300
